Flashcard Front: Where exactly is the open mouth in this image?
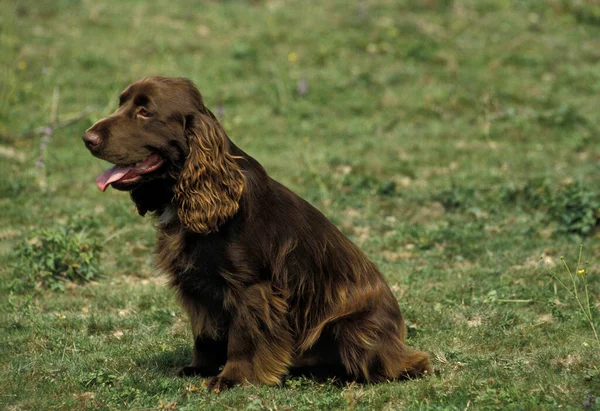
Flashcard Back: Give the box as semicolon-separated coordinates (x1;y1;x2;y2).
96;153;164;192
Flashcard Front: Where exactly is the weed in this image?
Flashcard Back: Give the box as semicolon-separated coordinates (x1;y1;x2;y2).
434;185;478;211
545;245;599;349
81;370;119;388
442;181;600;237
498;180;551;210
560;0;600;26
549;184;600;237
11;215;103;291
536;104;586;128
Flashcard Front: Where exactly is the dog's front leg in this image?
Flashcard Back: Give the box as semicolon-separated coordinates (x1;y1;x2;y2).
178;336;227;377
207;283;293;392
177;296;227;377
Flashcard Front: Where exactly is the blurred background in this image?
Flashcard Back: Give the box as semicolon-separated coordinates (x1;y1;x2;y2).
1;0;599;409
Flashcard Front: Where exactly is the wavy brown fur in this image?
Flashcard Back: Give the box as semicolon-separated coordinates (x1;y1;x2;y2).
174;112;245;234
82;76;432;392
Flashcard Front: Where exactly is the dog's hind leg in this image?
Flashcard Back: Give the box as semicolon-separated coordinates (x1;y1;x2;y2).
332;305;432;382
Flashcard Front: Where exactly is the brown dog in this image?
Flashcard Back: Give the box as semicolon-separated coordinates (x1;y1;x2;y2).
83;77;431;391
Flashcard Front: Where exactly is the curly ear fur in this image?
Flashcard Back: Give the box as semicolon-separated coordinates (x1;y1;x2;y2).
174;112;245;234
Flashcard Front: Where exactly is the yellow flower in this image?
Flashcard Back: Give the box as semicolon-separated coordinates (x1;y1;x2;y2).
18;61;27;70
578;269;585;276
288;52;297;63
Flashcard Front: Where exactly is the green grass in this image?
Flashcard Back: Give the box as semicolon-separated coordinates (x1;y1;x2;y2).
1;0;600;409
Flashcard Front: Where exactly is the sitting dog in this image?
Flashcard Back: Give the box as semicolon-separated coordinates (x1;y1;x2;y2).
82;76;431;391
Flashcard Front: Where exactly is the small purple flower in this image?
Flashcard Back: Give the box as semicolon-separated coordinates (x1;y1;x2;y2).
584;394;596;408
217;97;224;117
37;129;52;170
297;77;308;96
357;1;366;20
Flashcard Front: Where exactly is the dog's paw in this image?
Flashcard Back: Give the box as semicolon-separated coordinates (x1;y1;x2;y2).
206;376;238;393
177;366;215;377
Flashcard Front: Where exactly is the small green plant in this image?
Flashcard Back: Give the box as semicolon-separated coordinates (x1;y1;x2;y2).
549;184;600;236
545;245;599;349
560;0;600;26
498;180;551;210
536;104;586;128
434;184;478;211
81;370;119;388
12;216;103;291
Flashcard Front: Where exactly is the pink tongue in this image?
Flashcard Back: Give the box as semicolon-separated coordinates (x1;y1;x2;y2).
96;165;135;192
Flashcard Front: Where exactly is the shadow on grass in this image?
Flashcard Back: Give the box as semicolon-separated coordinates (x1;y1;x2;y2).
135;344;436;387
134;343;192;376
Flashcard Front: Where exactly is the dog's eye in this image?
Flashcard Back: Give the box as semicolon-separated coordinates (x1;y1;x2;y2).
137;108;151;119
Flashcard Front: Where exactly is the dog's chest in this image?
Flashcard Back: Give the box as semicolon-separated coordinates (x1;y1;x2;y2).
158;206;177;226
155;221;229;311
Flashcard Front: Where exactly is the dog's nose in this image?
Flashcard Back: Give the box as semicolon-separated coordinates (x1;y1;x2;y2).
82;131;102;149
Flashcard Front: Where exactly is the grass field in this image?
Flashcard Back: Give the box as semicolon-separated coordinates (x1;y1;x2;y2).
1;0;600;409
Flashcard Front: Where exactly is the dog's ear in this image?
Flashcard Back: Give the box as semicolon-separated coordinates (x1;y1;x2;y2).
174;110;245;234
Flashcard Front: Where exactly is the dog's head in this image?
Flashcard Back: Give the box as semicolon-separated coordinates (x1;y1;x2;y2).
83;77;245;233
